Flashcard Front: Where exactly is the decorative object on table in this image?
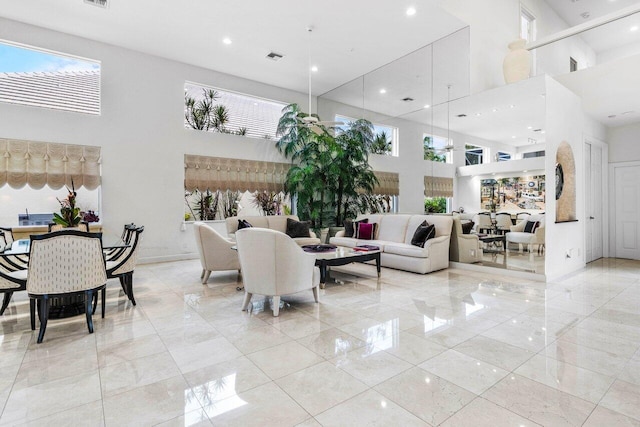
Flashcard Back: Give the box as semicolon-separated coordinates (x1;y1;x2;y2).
53;180;82;228
82;210;100;223
301;244;337;253
503;38;531;84
555;141;577;222
353;245;380;252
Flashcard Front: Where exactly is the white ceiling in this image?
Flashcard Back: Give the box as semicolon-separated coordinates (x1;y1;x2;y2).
0;0;467;95
545;0;640;52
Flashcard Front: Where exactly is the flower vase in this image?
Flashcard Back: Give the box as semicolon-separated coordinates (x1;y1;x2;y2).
503;39;531;84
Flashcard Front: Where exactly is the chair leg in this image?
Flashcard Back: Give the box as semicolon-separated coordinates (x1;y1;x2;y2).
85;290;94;334
92;292;98;315
200;269;205;279
127;273;136;306
241;292;253;311
29;299;36;331
1;292;13;315
272;296;280;317
312;286;319;303
202;270;211;284
37;296;50;344
101;288;106;318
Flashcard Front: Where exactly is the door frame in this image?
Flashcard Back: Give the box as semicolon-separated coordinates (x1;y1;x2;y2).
609;160;640;258
584;136;609;260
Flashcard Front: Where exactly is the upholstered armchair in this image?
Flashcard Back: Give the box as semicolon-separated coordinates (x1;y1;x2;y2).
193;222;240;284
235;228;319;316
506;214;545;259
27;231;107;343
449;215;482;263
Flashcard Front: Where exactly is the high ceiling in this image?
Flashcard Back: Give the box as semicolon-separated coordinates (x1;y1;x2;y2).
0;0;466;95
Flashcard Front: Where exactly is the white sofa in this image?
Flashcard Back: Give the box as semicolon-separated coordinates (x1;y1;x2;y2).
330;214;453;274
506;214;545;258
225;215;321;246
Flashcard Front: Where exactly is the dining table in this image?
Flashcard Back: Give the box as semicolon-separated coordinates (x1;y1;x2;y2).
0;233;130;318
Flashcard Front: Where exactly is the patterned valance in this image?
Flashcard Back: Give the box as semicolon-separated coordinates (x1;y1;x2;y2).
424;176;453;198
373;171;399;196
184;155;290;192
0;139;101;190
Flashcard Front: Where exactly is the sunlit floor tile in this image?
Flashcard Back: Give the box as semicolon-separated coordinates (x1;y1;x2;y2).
600;379;640;421
439;397;540;427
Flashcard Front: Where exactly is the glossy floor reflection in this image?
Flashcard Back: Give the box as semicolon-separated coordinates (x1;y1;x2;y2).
0;257;639;426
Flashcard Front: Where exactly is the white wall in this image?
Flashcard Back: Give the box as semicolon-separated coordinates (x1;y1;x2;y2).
607;122;640;164
598;41;640;65
0;18;310;263
544;76;586;281
440;0;597;94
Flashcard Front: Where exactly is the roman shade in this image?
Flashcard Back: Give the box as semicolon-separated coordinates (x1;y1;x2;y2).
184;155;290;192
424;176;453;198
0;139;101;190
372;171;399;196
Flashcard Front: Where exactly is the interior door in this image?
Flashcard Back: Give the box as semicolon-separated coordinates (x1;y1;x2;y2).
585;144;593;262
591;145;603;260
614;165;640;260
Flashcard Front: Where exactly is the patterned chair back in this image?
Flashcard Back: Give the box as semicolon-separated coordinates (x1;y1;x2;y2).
48;223;90;233
110;226;144;275
26;231;107;295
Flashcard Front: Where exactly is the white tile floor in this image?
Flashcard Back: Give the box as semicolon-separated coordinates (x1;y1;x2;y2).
0;257;639;426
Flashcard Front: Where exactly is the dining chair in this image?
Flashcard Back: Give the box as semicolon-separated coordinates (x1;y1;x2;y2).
476;212;493;233
48;222;90;232
0;227;13;249
0;264;27;315
495;212;513;234
105;223;136;262
106;226;144;306
27;230;107;343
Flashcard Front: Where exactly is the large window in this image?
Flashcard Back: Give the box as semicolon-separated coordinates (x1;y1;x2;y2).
496;152;512;162
335;115;399;157
520;6;536;75
424;134;451;163
465;144;484;165
523;150;545;158
184;82;287;140
0;41;100;114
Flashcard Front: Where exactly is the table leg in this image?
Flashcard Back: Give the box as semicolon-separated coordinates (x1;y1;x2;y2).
319;262;327;289
375;253;381;278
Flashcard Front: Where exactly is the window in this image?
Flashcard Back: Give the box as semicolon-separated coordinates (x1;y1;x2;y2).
0;41;100;114
496;152;511;162
335;115;399;156
184;82;287;140
424;134;451;163
520;6;536;76
523;150;545;158
465;144;484;165
570;57;578;72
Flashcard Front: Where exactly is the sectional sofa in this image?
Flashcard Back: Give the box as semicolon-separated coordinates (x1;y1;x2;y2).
225;215;321;246
330;214;453;274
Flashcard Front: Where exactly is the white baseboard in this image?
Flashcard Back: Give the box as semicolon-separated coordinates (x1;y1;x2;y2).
449;261;546;282
138;253;199;265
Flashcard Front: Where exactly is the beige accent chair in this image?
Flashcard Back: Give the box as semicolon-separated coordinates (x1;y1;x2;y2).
450;215;482;263
194;222;240;284
27;231;107;343
506;214;545;260
235;228;320;316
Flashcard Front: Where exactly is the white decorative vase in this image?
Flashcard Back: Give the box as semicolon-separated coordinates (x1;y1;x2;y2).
503;39;531;84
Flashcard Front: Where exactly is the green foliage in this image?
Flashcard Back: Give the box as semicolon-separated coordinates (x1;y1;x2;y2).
221;190;241;218
424;197;447;213
192;189;219;221
371;130;392;155
424;136;446;162
53;182;82;227
252;191;283;216
276;104;379;229
185;89;248;136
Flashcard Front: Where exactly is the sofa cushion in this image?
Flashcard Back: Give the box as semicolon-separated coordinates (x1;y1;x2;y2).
329;237;358;248
410;221;436;248
384;242;429;258
523;221;539;233
267;215;297;234
238;219;253;230
344;218;368;238
286;218;311;238
293;237;322;246
461;221;474;234
403;215;452;244
355;222;377;240
377;215;411;243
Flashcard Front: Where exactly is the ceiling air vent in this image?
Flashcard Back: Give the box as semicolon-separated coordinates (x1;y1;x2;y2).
266;52;284;61
533;128;543;132
401;97;414;102
456;114;467;118
84;0;108;8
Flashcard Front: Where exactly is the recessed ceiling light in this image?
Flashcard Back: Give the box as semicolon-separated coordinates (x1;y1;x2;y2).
523;170;528;173
509;104;516;108
512;136;516;139
406;7;416;16
541;130;546;134
311;65;318;72
492;108;498;112
475;113;482;117
379;89;387;94
527;126;533;129
223;37;232;45
631;26;639;32
423;104;431;109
